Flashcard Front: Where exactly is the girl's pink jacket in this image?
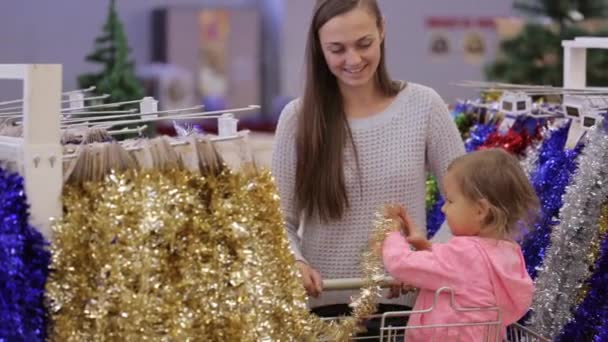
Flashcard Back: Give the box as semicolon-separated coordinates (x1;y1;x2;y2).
382;231;534;341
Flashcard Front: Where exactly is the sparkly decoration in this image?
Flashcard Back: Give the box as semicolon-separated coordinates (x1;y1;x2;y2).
480;129;530;155
528;118;608;339
425;175;444;239
479;117;541;156
426;197;445;240
558;204;608;341
481;91;502;102
596;323;608;342
425;176;439;210
450;101;466;118
520;121;584;279
519;139;541;177
47;167;391;341
453;113;476;140
464;123;496;152
0;168;50;341
519;123;555;178
308;207;402;341
48;168;317;341
577;204;608;303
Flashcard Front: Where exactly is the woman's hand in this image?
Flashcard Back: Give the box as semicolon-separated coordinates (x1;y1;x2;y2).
296;260;323;298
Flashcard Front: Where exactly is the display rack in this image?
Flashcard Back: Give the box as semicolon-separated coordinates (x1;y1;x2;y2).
0;64;63;238
562;37;608;148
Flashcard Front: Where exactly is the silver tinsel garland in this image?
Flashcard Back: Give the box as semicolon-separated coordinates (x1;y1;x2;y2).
528;122;608;339
519;120;564;177
519;128;545;177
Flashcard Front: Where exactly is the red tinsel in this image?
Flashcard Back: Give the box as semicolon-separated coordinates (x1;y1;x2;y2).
479;128;539;156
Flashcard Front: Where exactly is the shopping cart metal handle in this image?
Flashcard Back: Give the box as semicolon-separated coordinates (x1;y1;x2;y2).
322;276;395;291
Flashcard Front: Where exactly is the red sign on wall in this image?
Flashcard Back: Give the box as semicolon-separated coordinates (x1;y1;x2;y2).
426;16;496;30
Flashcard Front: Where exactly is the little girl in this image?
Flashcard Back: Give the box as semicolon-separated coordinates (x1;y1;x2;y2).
382;148;538;341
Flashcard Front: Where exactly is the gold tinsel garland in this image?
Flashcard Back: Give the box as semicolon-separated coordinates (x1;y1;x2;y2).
47;168;400;341
308;212;400;341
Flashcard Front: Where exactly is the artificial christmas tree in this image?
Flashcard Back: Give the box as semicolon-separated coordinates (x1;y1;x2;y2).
78;0;143;107
513;0;608;25
486;0;608;86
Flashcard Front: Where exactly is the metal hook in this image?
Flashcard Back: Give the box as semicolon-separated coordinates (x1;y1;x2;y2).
33;156;40;168
49;156;56;168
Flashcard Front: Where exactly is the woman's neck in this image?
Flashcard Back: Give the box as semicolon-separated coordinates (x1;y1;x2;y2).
340;81;388;119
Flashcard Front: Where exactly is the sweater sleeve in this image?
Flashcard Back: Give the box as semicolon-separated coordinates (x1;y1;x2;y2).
424;90;465;243
382;231;475;291
271;100;307;262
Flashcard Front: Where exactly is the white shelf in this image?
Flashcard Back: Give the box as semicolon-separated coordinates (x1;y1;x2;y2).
562;37;608;49
562;37;608;89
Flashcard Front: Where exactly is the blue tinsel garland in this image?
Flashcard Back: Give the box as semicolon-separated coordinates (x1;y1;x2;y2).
426;197;445;239
520;122;584;279
0;168;50;341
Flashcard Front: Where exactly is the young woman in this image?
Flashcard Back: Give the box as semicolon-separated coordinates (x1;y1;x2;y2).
271;0;465;329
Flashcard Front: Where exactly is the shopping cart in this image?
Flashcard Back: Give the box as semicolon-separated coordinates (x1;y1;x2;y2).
320;278;550;342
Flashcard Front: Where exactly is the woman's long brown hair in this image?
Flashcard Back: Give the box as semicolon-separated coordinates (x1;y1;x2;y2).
296;0;401;222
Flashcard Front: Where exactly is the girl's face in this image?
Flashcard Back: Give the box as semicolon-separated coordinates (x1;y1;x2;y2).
441;171;487;237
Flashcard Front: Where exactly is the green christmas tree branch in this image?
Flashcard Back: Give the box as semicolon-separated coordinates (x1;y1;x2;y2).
514;0;608;23
486;1;608;86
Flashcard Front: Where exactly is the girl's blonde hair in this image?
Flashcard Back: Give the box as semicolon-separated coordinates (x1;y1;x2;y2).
448;148;539;239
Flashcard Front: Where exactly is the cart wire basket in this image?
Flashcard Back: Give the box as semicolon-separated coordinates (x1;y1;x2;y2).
319;279;550;342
